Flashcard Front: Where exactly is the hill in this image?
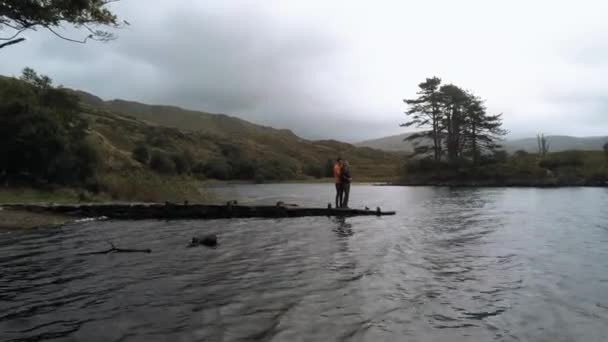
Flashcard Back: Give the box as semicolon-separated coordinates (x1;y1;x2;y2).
69;89;401;182
501;135;608;153
356;133;415;152
356;133;608;153
2;73;401;202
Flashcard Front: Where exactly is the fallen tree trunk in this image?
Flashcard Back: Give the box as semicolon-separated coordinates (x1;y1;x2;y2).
2;203;396;220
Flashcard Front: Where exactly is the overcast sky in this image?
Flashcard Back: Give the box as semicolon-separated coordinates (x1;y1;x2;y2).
1;0;607;141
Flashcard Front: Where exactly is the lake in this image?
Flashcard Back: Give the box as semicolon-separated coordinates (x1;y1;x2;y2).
1;184;608;341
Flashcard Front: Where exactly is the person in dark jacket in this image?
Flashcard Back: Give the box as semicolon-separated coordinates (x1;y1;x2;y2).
340;160;352;208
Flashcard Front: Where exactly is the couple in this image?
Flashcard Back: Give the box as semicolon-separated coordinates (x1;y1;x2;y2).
333;157;352;208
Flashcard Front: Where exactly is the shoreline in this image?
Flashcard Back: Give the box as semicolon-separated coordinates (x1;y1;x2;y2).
0;208;73;230
382;180;608;188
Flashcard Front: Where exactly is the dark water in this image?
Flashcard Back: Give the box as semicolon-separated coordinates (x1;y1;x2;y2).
2;185;608;342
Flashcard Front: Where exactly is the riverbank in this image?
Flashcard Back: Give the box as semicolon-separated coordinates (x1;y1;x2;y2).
0;208;73;229
388;179;608;187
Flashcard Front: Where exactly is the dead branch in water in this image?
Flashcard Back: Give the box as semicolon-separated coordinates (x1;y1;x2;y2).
79;240;151;255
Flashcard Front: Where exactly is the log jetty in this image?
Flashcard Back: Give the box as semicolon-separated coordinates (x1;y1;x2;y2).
1;202;396;220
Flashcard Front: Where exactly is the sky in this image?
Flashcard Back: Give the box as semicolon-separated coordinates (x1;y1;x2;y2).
1;0;607;142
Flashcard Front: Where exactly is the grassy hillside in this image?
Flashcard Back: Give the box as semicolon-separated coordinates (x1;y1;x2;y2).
2;72;400;204
74;90;400;182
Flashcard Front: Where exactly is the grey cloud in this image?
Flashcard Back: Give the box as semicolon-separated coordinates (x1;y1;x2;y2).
2;0;608;142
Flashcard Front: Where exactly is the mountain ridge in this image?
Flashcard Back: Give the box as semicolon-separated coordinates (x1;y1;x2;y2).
356;132;608;153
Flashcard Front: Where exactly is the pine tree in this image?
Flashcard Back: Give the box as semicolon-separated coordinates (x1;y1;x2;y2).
462;94;507;164
402;77;443;160
439;84;469;162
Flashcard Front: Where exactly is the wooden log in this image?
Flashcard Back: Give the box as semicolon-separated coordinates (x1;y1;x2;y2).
1;203;396;220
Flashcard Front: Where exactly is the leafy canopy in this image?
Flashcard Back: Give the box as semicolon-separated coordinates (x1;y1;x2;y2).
0;0;123;49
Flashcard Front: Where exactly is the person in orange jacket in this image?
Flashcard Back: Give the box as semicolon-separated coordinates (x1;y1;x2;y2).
333;157;343;208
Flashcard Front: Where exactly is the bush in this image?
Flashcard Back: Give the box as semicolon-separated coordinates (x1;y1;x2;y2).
132;145;150;164
0;72;98;186
171;152;191;174
254;158;298;181
149;151;176;174
230;159;257;179
303;164;324;178
540;151;584;169
203;158;232;180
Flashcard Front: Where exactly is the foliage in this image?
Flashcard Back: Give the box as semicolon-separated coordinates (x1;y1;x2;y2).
254;158;299;182
171;152;191;174
149;151;176;175
132;145;150;165
402;77;507;164
402;77;443;161
303;164;324;179
203;159;232;180
0;0;122;49
401;149;608;186
0;69;97;185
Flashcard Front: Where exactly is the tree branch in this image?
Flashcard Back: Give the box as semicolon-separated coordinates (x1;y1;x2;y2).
0;27;27;40
45;25;91;43
0;37;25;49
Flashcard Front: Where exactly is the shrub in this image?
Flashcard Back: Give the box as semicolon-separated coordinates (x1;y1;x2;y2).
230;159;257;179
171;152;191;174
149;151;177;174
132;145;150;164
540;151;584;169
203;158;232;180
303;164;324;179
254;158;298;181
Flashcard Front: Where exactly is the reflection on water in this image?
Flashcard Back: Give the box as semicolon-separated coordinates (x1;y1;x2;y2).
1;185;608;341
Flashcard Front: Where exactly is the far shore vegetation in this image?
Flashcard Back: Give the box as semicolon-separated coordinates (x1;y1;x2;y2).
398;77;608;186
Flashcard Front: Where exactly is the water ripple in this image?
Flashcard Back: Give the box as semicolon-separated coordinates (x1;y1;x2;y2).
1;185;608;341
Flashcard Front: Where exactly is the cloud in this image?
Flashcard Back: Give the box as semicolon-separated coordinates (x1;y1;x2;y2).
1;0;608;141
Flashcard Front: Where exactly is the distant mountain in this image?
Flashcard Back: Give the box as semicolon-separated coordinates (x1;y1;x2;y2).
356;133;608;153
501;136;608;153
356;133;415;152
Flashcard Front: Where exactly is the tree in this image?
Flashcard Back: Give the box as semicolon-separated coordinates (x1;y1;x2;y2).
439;84;469;162
402;77;443;161
0;0;124;50
537;133;549;157
604;142;608;161
402;77;506;165
462;94;507;164
0;69;96;184
20;67;52;89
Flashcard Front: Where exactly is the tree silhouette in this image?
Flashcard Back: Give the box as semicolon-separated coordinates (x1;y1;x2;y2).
0;0;124;50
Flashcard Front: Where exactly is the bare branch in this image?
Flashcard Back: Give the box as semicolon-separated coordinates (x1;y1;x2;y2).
0;37;25;49
45;25;90;44
0;27;27;41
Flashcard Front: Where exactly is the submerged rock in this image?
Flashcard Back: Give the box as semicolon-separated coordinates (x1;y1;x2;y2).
189;234;218;247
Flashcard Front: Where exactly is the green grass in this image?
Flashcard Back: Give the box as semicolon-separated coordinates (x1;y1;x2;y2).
0;187;104;204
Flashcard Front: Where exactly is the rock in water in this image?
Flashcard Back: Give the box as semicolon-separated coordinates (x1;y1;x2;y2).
189;234;218;247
